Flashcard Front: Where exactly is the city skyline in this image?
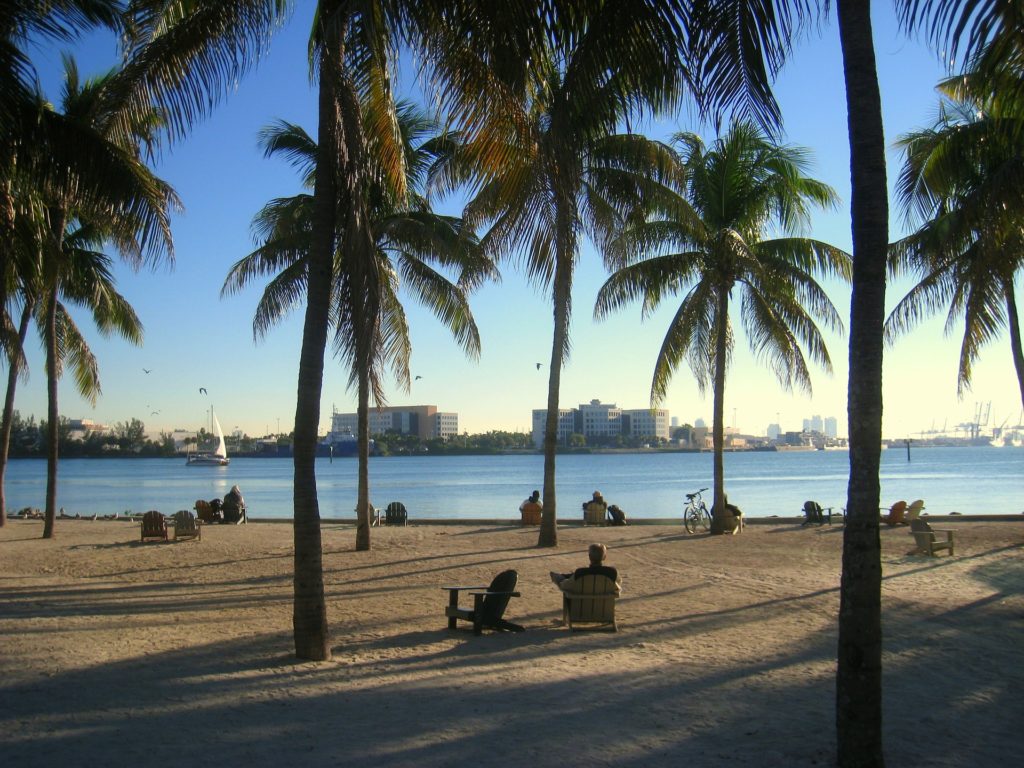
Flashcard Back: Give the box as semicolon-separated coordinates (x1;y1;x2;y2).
9;7;1022;444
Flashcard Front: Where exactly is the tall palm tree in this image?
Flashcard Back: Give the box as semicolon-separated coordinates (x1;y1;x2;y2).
833;4;1017;761
0;195;46;527
595;121;849;531
887;90;1024;409
442;2;690;547
223;111;489;547
33;58;175;538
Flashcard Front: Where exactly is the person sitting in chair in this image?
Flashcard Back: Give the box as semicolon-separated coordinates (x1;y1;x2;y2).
519;489;542;513
222;485;246;524
550;543;621;595
582;490;607;513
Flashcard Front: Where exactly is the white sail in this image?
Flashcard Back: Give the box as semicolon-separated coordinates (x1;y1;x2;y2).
212;410;228;459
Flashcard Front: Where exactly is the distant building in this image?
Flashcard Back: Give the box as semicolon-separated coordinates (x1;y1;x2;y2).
329;405;458;440
824;416;838;438
803;414;824;434
622;408;670;441
766;423;781;440
531;399;669;447
531;408;576;447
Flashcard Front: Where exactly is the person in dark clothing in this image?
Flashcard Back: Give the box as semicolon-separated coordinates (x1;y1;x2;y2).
222;485;246;524
550;543;621;595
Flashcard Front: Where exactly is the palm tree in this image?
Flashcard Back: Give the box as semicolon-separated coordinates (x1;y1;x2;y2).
594;121;849;531
33;58;176;538
887;89;1024;409
441;3;691;547
223;110;489;548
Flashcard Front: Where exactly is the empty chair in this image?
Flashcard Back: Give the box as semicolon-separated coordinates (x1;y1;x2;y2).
385;501;408;526
905;499;925;523
140;510;168;542
443;570;524;635
911;519;955;556
562;574;619;631
172;510;201;541
194;499;216;524
802;500;825;526
882;500;909;526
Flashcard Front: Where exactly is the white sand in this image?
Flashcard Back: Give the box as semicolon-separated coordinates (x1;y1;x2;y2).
0;518;1021;767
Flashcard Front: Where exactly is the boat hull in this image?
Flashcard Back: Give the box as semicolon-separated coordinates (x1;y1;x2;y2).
186;454;230;466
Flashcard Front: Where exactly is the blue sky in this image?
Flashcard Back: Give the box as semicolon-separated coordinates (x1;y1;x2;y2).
14;5;1023;440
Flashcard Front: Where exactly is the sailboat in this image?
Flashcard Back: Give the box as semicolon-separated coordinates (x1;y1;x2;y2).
186;407;230;466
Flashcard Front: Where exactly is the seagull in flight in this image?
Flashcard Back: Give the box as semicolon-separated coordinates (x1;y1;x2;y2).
151;411;160;416
199;387;208;395
414;375;423;380
142;368;151;374
536;363;543;370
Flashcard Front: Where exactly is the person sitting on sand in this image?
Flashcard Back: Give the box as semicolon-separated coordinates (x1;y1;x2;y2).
550;542;621;595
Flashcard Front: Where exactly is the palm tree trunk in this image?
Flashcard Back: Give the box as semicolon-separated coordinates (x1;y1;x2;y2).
292;12;350;661
43;277;59;539
1004;279;1024;410
0;300;33;527
42;208;66;540
836;1;887;765
539;248;573;548
355;360;371;551
709;285;729;534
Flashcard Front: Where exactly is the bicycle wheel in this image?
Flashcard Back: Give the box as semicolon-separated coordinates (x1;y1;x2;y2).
684;507;699;534
696;504;711;531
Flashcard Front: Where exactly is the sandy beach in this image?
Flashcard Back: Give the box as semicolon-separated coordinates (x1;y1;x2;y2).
1;517;1021;767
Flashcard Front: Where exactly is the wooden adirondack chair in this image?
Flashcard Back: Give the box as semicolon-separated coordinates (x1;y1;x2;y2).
583;501;607;526
443;570;524;635
172;510;201;541
140;511;168;542
194;499;216;524
562;574;619;631
520;501;542;526
905;499;925;523
910;519;955;556
385;502;408;526
882;500;909;526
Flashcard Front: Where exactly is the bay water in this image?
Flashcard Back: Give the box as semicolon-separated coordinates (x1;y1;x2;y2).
4;446;1021;521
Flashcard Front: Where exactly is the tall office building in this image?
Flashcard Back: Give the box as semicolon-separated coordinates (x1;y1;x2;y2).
824;416;838;438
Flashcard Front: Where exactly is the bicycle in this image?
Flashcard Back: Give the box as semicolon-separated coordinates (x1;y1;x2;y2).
683;487;711;533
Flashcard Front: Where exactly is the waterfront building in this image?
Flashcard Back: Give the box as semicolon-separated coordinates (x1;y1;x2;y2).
824;416;838;439
621;408;670;441
531;399;670;447
329;405;458;440
531;408;576;447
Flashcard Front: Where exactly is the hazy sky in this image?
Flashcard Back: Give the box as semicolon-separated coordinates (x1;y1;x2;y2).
14;6;1023;440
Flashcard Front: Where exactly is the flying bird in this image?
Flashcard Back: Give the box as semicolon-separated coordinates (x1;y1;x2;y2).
142;368;151;374
151;411;160;416
535;363;543;370
199;387;208;395
414;375;423;380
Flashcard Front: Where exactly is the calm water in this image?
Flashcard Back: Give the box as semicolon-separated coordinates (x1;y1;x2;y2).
5;447;1021;520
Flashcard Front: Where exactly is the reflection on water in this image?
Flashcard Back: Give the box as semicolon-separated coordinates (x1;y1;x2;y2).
5;446;1022;520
